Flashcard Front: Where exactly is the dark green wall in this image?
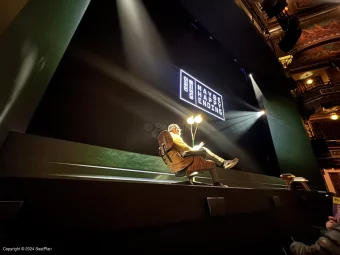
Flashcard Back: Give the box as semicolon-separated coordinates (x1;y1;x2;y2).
0;0;90;147
260;77;321;184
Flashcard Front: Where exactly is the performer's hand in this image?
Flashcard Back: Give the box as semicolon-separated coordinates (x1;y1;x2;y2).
326;216;337;230
192;145;200;151
192;142;204;151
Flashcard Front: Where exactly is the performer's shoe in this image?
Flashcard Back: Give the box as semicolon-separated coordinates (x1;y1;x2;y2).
214;182;228;187
223;158;239;169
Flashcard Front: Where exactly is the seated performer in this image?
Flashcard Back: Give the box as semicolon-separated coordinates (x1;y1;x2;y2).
168;124;239;169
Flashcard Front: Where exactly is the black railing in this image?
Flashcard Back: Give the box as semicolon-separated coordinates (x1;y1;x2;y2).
332;78;340;86
294;78;340;103
316;140;340;168
295;76;325;94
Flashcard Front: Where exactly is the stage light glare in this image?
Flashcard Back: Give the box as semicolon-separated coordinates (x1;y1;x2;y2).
194;115;203;123
259;110;265;116
330;114;339;120
306;78;313;85
187;116;195;125
249;73;252;77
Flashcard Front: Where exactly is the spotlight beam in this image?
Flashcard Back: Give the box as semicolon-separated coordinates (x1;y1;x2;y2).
77;50;260;173
0;41;38;125
227;119;258;133
249;75;264;102
227;96;261;112
225;110;261;118
229;117;259;133
226;117;262;141
221;115;258;131
225;113;261;121
117;0;170;82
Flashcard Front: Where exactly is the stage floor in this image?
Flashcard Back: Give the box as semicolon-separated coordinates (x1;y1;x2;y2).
0;132;309;190
0;175;331;247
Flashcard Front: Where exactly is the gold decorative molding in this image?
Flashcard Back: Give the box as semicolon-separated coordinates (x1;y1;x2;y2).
279;55;294;69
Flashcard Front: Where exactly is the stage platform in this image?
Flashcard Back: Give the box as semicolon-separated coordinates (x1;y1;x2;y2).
0;132;291;190
0;175;332;253
0;133;332;253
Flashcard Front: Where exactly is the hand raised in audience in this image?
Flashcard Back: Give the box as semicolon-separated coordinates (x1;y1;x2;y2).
326;216;337;230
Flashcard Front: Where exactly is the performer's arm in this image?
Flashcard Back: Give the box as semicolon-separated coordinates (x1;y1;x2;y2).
172;135;192;151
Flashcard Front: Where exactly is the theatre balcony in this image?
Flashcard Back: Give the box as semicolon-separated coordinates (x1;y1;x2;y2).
311;139;340;169
237;0;340;174
287;67;340;166
292;77;340;113
303;105;340;169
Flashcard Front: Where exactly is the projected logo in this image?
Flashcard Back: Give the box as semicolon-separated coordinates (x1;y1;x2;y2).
180;69;225;121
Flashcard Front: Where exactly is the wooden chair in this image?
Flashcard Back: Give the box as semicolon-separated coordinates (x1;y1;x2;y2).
157;130;215;185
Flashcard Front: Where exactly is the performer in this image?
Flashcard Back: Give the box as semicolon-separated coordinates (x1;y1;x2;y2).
168;124;239;169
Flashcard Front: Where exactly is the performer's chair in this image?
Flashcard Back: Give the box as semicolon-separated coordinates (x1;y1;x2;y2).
157;130;215;185
174;169;201;185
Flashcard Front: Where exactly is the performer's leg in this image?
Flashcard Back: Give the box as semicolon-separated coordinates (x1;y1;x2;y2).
202;147;224;166
203;147;239;169
208;168;226;187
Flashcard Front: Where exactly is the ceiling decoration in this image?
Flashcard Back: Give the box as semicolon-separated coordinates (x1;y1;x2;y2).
236;0;340;70
310;105;340;121
300;71;314;79
293;0;318;10
292;42;340;68
279;55;294;68
290;18;340;55
321;105;340;113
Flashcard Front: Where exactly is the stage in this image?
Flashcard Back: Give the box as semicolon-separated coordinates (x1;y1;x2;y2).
0;132;292;190
0;132;332;253
0;174;332;253
0;0;333;252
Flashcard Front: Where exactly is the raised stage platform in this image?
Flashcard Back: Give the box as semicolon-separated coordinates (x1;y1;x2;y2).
0;133;331;253
0;132;293;189
0;176;332;253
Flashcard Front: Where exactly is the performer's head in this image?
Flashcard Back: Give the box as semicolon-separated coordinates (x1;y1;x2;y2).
168;124;181;136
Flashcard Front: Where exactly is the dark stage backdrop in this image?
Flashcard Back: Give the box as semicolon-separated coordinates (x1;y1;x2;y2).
27;0;280;176
0;0;89;148
179;0;320;185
